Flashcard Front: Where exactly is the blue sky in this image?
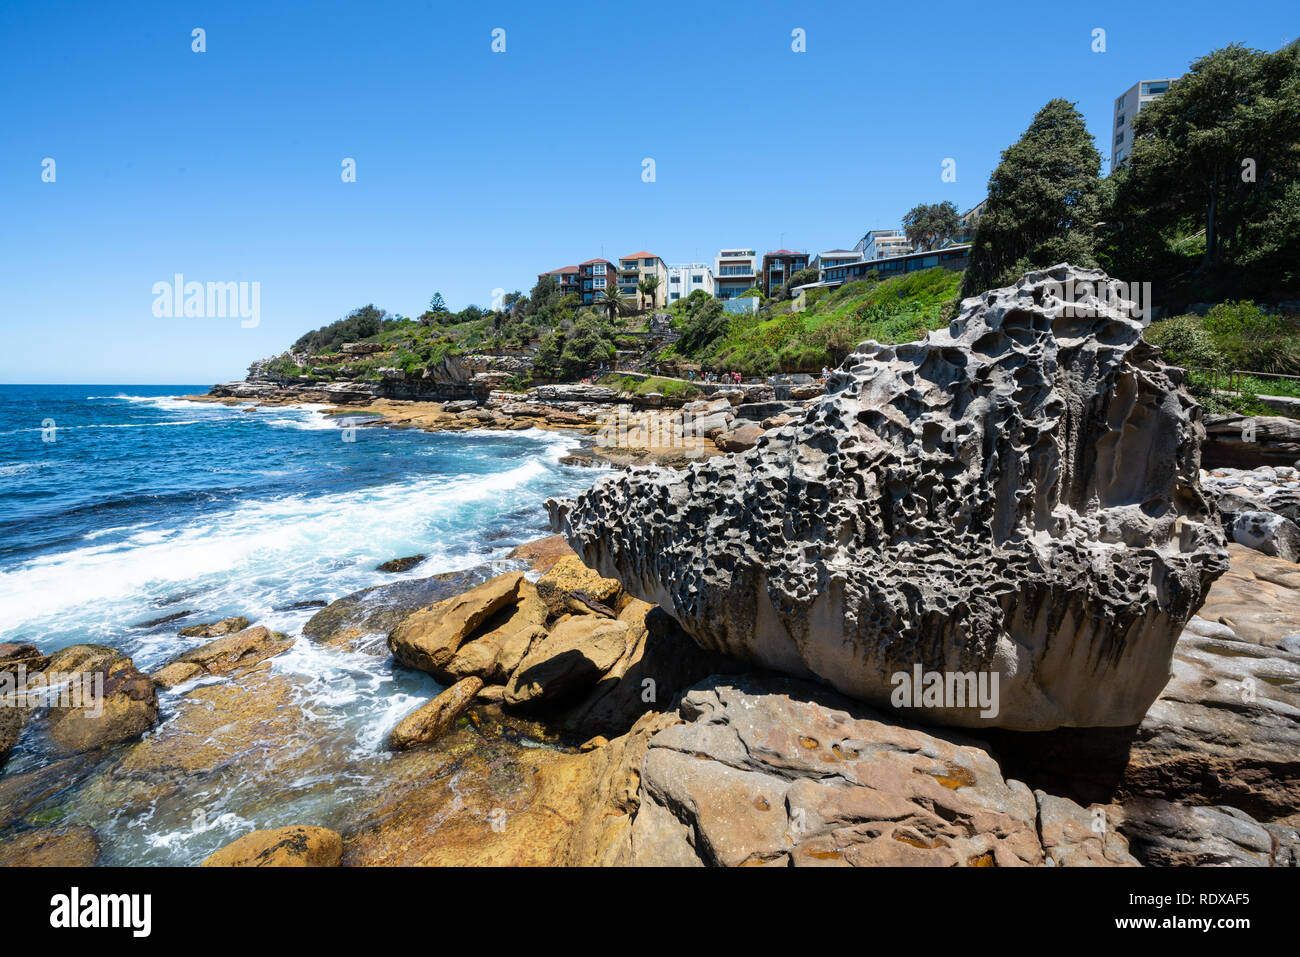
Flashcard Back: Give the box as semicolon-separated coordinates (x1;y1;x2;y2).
1;0;1295;383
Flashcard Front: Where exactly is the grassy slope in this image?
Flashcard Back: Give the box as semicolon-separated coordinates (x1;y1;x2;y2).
697;268;964;374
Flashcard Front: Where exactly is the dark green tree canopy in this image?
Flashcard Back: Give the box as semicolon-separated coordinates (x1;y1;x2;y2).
292;304;392;354
902;201;961;251
1105;43;1300;295
961;98;1102;297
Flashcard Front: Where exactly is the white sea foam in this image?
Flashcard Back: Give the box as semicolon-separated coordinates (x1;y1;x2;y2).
0;452;566;658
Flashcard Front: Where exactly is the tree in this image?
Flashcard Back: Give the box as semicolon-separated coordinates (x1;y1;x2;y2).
638;275;661;311
559;314;616;378
902;201;961;251
292;304;391;354
780;267;821;299
1107;44;1300;286
961;99;1102;298
598;285;626;323
534;330;564;378
428;292;449;314
678;296;730;354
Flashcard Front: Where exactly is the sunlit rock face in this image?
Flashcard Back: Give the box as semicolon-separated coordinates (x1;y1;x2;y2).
549;265;1229;731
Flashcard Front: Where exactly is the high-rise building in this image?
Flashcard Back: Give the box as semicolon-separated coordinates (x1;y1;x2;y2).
1111;79;1176;171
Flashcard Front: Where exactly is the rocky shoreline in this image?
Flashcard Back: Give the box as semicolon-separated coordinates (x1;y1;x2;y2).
4;265;1298;867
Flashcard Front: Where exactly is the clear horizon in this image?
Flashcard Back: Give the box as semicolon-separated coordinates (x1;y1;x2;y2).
2;0;1295;384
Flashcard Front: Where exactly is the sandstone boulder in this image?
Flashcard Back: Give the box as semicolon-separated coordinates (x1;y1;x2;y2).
0;642;49;676
201;825;343;867
42;648;159;754
388;572;525;676
535;556;623;618
504;617;631;707
714;422;764;452
550;265;1228;730
388;676;484;750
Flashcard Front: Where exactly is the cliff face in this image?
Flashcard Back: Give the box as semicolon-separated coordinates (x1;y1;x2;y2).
549;265;1230;731
209;352;534;403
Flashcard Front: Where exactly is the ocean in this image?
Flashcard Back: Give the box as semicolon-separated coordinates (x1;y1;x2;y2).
0;384;602;863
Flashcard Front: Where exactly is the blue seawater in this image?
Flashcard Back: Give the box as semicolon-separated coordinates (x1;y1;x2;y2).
0;385;604;863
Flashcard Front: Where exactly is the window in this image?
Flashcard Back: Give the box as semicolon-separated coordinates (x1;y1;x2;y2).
643;258;654;267
1141;81;1169;96
1116;113;1125;127
670;292;680;300
592;263;606;275
670;275;680;283
691;274;703;283
1115;130;1124;144
594;277;606;289
1116;93;1126;110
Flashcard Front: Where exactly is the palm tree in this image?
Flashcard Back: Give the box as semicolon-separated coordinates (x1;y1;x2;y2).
598;285;626;323
638;275;661;313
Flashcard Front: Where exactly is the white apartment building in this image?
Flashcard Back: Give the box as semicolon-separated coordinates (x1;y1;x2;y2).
1112;78;1175;171
666;263;715;302
713;248;760;300
855;230;913;261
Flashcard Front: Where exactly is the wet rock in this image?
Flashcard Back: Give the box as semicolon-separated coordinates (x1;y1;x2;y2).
443;400;478;413
0;825;100;866
177;616;250;638
201;825;343;867
388;676;484;750
0;642;49;676
0;707;24;771
388;572;525;676
303;566;494;654
1232;510;1300;563
42;648;159;754
151;626;295;689
132;610;193;629
376;554;426;573
550;265;1228;731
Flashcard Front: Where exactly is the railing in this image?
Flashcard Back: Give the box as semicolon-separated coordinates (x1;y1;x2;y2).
1183;368;1300;397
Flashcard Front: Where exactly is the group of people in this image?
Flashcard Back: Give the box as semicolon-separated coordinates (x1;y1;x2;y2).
684;370;743;385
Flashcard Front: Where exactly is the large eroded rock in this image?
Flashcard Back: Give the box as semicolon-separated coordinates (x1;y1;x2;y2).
550;266;1228;730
